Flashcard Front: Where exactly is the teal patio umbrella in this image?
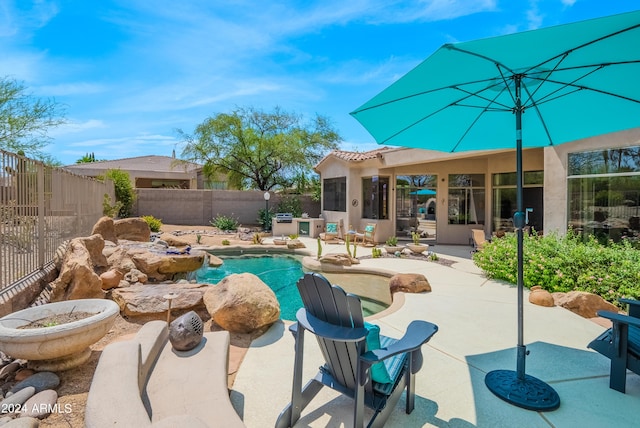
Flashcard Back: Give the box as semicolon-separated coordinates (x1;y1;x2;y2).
351;10;640;411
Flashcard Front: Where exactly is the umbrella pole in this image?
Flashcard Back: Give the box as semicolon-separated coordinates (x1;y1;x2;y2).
485;75;560;411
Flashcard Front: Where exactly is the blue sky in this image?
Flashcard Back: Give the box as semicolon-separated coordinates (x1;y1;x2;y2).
1;0;637;165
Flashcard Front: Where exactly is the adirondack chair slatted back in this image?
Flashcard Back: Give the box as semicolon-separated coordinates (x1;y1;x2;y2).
297;274;367;392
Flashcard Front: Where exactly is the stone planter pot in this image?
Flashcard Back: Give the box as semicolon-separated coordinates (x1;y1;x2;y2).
407;243;429;254
0;299;120;371
384;245;404;254
273;239;288;245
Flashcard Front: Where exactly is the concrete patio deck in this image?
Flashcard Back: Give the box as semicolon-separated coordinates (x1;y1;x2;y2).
229;238;639;427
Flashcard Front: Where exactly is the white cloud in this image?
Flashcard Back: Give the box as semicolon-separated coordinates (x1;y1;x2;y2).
526;0;544;30
50;119;107;137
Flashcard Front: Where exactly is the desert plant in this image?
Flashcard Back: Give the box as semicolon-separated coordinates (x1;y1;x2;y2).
288;234;299;240
372;247;383;258
411;231;421;245
429;252;439;261
345;234;352;258
141;215;163;232
252;233;263;244
102;194;123;218
317;237;322;259
385;236;398;246
211;214;239;231
352;239;357;258
196;234;202;244
221;239;230;245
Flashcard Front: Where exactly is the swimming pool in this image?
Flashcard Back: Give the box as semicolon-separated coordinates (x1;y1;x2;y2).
195;253;389;321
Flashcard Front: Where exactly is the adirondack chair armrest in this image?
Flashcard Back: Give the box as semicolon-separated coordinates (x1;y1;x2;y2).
295;308;369;342
619;298;640;318
360;320;438;365
596;310;640;328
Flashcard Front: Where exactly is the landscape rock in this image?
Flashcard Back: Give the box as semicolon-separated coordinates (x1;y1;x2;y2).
48;237;105;301
287;239;306;249
99;269;123;290
203;273;280;334
529;286;555;307
130;249;205;282
77;234;109;269
111;282;211;319
10;372;59;395
0;362;20;381
20;389;58;419
552;291;619;318
114;217;151;242
319;254;353;266
159;233;190;247
92;216;118;244
13;370;34;382
208;254;223;267
389;273;432;294
123;268;148;284
1;386;35;410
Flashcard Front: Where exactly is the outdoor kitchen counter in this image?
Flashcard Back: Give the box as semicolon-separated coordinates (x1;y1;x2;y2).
271;217;325;238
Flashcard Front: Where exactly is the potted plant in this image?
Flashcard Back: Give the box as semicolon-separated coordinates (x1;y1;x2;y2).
407;231;429;254
383;236;403;253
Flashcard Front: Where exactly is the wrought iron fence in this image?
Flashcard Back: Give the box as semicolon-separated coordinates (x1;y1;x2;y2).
0;150;114;289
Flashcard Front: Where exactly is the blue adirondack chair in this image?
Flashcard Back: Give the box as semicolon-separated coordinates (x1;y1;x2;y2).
275;273;438;427
588;298;640;393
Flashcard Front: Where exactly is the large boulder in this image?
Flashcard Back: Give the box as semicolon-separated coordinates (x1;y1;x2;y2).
552;291;619;318
49;237;106;301
389;273;432;294
159;233;191;247
92;216;118;243
130;249;205;282
114;218;151;242
77;234;109;269
111;281;211;320
203;273;280;334
529;286;555;307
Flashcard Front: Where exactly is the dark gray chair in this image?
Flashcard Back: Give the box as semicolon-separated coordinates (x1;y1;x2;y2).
588;298;640;393
275;273;438;428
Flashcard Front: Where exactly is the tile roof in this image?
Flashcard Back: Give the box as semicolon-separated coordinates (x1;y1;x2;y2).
330;147;391;162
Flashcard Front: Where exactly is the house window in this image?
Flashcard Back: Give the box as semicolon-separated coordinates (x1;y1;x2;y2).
448;174;485;225
492;171;544;232
568;146;640;242
362;176;389;219
323;177;346;211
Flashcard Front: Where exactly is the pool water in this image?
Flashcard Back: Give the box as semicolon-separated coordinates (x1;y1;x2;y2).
195;254;388;321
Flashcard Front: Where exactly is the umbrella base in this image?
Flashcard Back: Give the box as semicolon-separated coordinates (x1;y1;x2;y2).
485;369;560;411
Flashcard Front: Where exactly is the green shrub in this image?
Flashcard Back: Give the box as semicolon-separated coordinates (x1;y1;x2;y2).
102;169;135;218
221;239;230;245
257;208;273;230
472;231;640;308
211;214;239;231
276;195;303;218
102;194;122;218
141;215;163;232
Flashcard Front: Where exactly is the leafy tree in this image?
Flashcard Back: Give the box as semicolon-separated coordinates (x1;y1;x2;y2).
178;106;340;190
76;152;97;163
0;77;66;160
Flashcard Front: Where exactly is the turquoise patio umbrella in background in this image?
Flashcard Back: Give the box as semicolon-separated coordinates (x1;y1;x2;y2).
351;10;640;411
